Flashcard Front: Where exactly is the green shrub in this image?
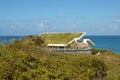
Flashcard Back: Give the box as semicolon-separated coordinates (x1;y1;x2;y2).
0;35;119;80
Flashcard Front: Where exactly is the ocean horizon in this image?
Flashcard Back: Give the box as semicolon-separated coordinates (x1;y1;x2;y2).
0;35;120;53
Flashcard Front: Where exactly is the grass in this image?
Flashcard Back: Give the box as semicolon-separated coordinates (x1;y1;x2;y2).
40;32;84;44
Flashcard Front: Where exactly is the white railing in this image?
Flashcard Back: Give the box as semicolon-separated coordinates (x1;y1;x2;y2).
44;48;91;53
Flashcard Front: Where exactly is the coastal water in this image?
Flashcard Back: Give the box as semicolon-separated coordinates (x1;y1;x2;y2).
0;36;23;44
84;36;120;53
0;36;120;53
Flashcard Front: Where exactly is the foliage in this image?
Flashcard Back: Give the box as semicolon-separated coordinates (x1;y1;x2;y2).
11;35;45;47
0;35;120;80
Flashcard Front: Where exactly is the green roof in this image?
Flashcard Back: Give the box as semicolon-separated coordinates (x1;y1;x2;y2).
40;32;84;44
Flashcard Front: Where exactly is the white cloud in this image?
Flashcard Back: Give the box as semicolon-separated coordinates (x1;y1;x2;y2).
40;23;44;28
113;25;118;30
10;25;15;30
115;19;120;22
40;19;49;23
36;22;45;30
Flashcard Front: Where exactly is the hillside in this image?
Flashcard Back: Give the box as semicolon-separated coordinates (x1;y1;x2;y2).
0;35;120;80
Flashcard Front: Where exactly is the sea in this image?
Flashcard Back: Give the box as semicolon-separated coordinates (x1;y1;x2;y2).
0;36;120;53
84;36;120;54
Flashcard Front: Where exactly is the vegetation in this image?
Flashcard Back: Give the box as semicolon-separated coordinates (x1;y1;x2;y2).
40;32;83;44
0;35;120;80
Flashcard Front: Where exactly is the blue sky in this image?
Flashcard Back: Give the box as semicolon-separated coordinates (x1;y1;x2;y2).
0;0;120;36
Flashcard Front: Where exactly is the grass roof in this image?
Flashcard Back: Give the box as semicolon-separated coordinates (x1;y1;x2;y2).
40;32;84;44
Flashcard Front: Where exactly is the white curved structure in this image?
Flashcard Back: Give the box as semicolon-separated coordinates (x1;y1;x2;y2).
67;32;95;49
83;39;95;47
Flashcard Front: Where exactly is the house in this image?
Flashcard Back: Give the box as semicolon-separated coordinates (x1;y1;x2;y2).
40;32;95;53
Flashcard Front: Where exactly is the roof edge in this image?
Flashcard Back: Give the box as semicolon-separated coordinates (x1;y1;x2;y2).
40;32;86;35
78;32;86;39
83;39;95;46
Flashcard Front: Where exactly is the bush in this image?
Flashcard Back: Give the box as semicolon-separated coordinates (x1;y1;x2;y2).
0;35;119;80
